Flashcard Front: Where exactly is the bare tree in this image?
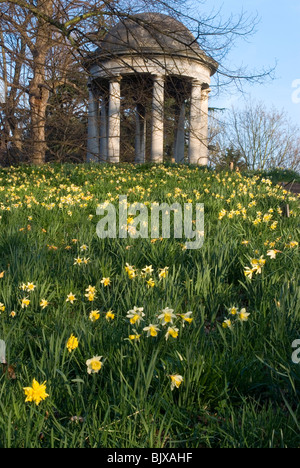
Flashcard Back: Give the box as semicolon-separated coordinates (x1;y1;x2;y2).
0;18;28;162
211;100;300;171
0;0;113;164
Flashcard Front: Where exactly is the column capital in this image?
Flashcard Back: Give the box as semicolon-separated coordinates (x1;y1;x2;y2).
87;80;96;92
109;75;122;83
87;80;102;99
201;86;211;99
152;73;165;82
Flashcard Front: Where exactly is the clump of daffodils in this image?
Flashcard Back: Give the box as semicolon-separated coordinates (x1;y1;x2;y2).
244;255;266;279
20;282;36;293
85;285;97;302
222;306;250;329
125;263;136;279
74;256;90;266
125;305;193;342
124;263;169;288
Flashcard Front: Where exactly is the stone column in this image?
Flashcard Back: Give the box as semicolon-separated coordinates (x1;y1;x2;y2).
135;103;146;164
99;94;108;162
87;84;100;162
151;74;165;163
174;100;185;163
199;86;211;166
108;76;122;163
188;80;210;166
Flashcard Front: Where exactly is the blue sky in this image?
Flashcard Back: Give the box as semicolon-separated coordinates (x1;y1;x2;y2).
192;0;300;126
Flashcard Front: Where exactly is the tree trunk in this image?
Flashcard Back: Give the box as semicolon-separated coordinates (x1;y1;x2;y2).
28;0;53;165
29;74;49;165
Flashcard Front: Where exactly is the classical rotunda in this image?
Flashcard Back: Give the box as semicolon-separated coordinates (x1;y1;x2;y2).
85;12;218;165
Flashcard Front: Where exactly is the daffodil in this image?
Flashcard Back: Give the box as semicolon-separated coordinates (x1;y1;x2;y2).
267;249;280;259
263;213;272;223
251;256;266;274
21;297;30;308
287;241;298;248
26;282;36;292
218;209;227;220
89;310;100;322
158;267;169;279
66;293;76;304
86;285;96;294
143;324;160;337
125;263;136;279
105;310;115;321
239;308;250;322
129;333;141;341
85;292;96;302
270;221;278;231
165;326;179;340
180;311;193;326
86;356;103;374
244;267;254;279
222;319;232;329
146;278;155;288
23;379;49;406
142;265;154;276
101;277;111;287
126;306;145;325
170;374;183;390
74;257;83;265
66;334;79;352
40;299;49;309
157;307;176;326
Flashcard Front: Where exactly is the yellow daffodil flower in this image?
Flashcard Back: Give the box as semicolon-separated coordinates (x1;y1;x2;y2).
23;379;49;406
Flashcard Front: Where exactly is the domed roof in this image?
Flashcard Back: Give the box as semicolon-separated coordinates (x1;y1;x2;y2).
98;12;204;59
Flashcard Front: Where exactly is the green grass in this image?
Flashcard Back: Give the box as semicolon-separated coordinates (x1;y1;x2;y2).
0;162;299;448
243;167;300;184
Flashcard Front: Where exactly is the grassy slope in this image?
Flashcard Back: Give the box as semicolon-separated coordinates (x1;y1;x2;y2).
0;163;299;448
